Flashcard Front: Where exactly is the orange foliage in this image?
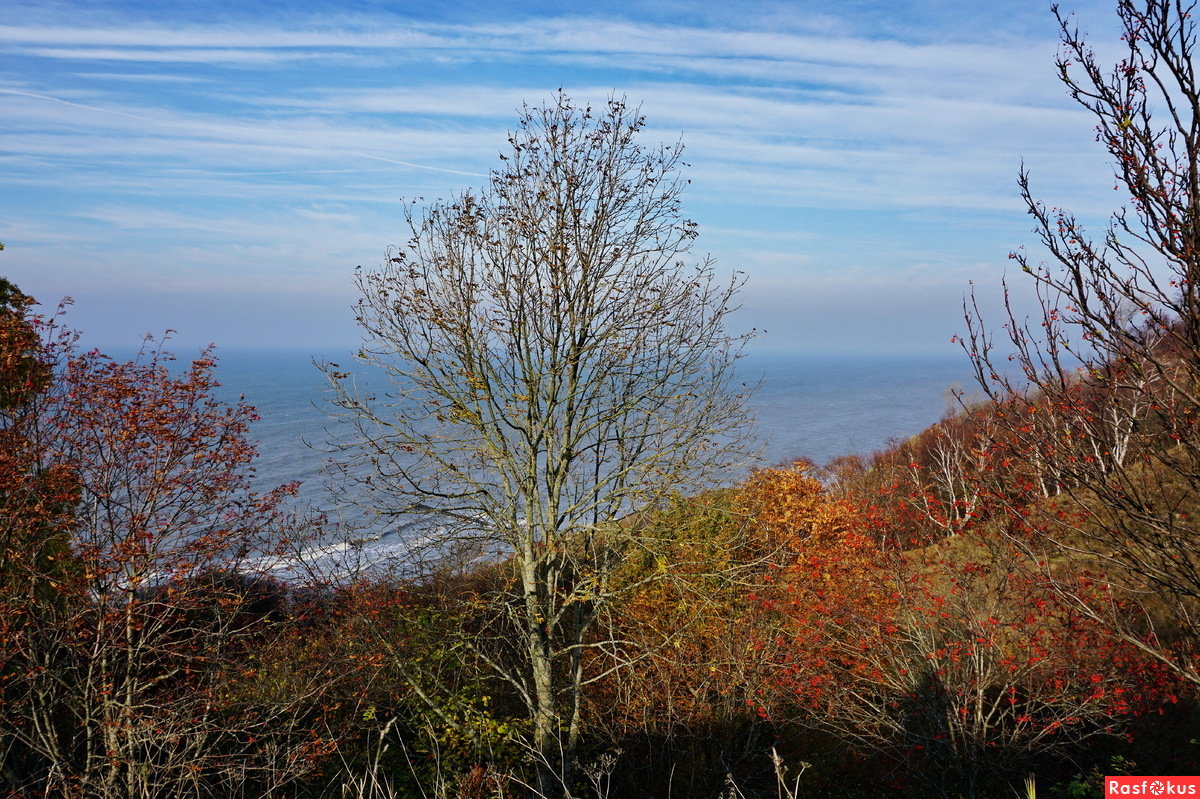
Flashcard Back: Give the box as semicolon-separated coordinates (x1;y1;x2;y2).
0;282;77;592
0;285;327;797
734;460;857;547
585;466;880;790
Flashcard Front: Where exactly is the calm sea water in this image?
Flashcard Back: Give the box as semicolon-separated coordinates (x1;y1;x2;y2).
207;348;977;503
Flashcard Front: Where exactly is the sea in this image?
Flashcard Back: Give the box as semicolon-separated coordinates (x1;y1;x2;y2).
181;348;979;574
207;348;978;500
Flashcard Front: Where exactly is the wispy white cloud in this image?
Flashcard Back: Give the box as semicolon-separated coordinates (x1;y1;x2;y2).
23;47;314;64
0;16;1065;88
73;71;210;83
0;86;160;121
0;23;444;49
0;2;1130;351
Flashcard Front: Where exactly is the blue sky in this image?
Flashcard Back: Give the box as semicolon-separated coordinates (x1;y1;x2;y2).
1;0;1125;357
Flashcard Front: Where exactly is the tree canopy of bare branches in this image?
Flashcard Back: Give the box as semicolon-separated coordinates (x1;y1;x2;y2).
323;92;754;794
962;0;1200;687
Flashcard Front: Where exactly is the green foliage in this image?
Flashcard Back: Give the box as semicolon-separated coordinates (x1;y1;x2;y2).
1049;756;1136;799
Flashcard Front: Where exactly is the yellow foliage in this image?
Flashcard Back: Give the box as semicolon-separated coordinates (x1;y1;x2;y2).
734;460;857;547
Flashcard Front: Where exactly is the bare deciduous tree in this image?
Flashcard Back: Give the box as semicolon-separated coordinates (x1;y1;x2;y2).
324;92;754;794
962;0;1200;687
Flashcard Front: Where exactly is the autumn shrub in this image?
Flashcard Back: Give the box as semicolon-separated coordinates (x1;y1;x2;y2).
0;285;338;798
728;450;1181;798
272;570;541;797
567;489;771;796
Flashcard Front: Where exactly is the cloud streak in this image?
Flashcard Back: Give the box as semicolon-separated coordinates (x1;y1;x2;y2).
0;1;1126;353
